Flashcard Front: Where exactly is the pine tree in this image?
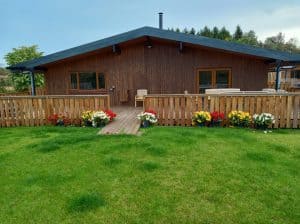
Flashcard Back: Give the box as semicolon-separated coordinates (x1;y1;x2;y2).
212;26;219;39
183;28;189;34
219;26;232;40
233;25;243;40
199;26;212;37
189;28;196;35
175;28;181;33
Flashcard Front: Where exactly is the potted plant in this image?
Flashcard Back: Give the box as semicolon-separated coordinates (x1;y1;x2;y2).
228;110;251;127
48;113;70;126
104;109;117;121
192;111;211;127
210;111;224;127
81;110;94;127
92;111;110;127
253;113;275;130
137;110;158;128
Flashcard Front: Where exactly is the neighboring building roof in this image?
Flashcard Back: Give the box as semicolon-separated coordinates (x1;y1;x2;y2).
8;26;300;70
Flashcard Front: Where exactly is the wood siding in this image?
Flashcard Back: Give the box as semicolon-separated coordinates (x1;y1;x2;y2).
44;38;268;105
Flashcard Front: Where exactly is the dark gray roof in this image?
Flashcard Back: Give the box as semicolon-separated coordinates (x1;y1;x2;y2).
8;26;300;70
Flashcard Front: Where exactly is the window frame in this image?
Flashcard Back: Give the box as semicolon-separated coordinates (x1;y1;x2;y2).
69;71;106;91
196;68;232;93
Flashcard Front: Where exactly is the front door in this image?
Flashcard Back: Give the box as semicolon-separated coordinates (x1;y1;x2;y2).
197;68;232;93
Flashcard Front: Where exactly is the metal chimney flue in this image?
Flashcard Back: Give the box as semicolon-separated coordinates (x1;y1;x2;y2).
159;12;163;29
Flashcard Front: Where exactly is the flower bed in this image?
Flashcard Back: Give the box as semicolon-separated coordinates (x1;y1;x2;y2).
210;111;224;127
82;110;117;127
190;110;275;130
228;110;251;127
48;113;70;126
137;109;158;128
192;111;211;127
253;113;275;130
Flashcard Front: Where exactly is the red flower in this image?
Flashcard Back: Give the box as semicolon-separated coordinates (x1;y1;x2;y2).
104;110;117;121
47;113;70;126
145;109;157;116
210;111;224;122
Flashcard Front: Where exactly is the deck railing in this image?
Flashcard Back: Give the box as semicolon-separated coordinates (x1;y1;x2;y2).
0;95;110;127
144;93;300;128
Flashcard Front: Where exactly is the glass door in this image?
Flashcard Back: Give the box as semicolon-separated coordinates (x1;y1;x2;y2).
199;70;213;93
215;70;230;88
198;68;231;93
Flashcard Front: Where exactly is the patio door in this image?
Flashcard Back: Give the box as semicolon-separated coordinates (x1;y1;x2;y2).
197;68;231;93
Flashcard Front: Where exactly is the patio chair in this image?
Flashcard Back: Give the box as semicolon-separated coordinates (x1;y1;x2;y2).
135;89;148;107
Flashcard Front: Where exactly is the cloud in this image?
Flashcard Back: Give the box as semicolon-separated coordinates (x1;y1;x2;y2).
235;5;300;44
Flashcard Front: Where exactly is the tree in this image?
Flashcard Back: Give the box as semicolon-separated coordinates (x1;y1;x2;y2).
237;30;261;46
264;32;285;51
212;26;219;39
233;25;243;40
0;68;11;93
183;28;189;34
4;45;44;92
0;67;10;78
189;28;196;35
284;38;300;53
175;28;181;33
199;26;213;38
218;26;232;40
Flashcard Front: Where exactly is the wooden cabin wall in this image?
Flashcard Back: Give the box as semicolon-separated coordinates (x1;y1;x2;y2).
44;39;268;105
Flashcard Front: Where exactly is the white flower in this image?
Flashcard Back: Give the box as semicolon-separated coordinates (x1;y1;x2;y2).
137;112;158;124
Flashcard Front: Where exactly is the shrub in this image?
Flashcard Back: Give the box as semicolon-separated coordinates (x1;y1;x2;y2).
48;113;70;126
253;113;275;129
81;110;116;127
210;111;224;126
81;111;94;126
228;110;251;127
137;110;158;127
192;111;211;126
104;110;117;121
92;111;110;127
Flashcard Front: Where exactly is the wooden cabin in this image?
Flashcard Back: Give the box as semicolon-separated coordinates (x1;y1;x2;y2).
9;26;300;106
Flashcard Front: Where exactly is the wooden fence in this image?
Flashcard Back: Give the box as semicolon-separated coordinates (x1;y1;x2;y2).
0;95;110;127
144;94;300;128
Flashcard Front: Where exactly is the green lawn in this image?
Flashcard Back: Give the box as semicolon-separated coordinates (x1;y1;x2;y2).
0;126;299;224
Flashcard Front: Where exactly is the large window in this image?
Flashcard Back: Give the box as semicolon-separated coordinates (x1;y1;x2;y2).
70;72;106;90
198;68;231;93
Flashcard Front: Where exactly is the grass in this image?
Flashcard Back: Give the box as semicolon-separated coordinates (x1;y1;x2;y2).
0;126;299;224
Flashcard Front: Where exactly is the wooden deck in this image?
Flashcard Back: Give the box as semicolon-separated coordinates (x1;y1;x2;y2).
99;106;143;135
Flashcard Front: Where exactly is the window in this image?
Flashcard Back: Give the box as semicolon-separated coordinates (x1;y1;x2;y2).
70;73;78;89
79;72;96;90
198;68;231;93
98;73;105;89
292;70;300;79
70;72;105;90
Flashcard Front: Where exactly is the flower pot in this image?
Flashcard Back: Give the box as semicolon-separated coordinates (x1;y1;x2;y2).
255;124;269;130
141;120;151;128
57;120;64;126
211;120;222;127
197;123;206;127
84;120;93;127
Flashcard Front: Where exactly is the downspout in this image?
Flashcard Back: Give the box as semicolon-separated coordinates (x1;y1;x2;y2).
275;60;282;91
29;70;36;96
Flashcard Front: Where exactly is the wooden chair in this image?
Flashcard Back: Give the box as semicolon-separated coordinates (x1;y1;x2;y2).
135;89;147;107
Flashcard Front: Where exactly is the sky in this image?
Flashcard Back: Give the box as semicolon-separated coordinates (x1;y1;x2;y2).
1;0;300;66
